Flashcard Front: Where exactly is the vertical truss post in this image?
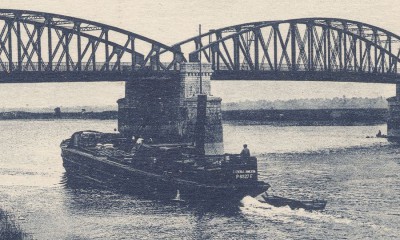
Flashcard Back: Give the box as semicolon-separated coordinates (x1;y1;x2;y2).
388;35;392;73
118;50;121;71
154;45;160;71
323;27;327;71
367;43;371;73
291;23;296;71
47;19;52;71
381;49;385;73
307;23;312;71
92;40;96;71
338;31;342;70
195;37;200;54
211;45;216;70
7;20;13;72
117;47;122;71
310;25;314;71
105;30;109;71
209;33;212;62
233;34;240;70
254;29;259;71
373;30;378;73
130;36;135;71
327;27;331;71
76;23;82;71
215;31;221;71
173;45;181;71
343;32;347;71
353;37;357;72
36;24;42;71
216;44;220;71
65;31;70;71
358;26;363;72
149;44;160;71
273;25;278;71
17;21;21;71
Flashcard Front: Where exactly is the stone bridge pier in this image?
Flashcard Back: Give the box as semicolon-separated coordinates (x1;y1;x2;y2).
387;83;400;143
117;63;224;155
387;83;400;142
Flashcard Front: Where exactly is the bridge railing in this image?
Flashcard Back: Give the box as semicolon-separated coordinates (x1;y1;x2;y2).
214;63;400;74
0;62;182;72
1;61;399;76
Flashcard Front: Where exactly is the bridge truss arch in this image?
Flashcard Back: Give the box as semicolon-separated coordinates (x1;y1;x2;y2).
183;18;400;83
0;9;184;82
168;21;275;63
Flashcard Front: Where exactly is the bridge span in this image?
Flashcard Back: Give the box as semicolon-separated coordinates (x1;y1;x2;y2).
2;9;400;142
0;9;182;82
0;10;400;83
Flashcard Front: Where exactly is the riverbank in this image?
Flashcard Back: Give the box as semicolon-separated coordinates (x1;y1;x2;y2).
223;108;387;125
0;108;387;125
0;111;118;120
0;208;29;240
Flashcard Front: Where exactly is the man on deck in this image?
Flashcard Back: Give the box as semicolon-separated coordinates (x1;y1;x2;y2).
240;144;250;158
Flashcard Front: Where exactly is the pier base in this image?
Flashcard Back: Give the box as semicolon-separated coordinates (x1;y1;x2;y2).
118;63;224;154
387;97;400;142
387;83;400;142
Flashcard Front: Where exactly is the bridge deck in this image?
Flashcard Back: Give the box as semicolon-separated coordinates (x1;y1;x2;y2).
0;71;180;83
211;71;399;83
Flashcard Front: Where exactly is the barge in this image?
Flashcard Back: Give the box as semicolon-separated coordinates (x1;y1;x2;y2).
61;130;270;201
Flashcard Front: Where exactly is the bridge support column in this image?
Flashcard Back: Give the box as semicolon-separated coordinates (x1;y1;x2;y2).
118;62;224;155
117;77;182;142
387;83;400;142
179;63;224;155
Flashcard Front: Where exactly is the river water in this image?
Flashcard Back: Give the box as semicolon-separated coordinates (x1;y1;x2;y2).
0;120;399;239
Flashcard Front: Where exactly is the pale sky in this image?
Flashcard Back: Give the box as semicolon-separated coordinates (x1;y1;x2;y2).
0;0;398;108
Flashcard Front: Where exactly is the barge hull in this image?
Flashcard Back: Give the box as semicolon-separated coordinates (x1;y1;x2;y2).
61;148;269;201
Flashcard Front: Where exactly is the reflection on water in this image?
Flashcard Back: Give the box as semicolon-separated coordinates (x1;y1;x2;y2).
0;120;399;239
61;171;241;216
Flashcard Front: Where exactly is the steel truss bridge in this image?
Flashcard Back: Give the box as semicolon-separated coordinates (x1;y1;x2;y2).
1;9;400;83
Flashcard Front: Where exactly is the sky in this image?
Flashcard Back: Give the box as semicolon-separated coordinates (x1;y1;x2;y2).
0;0;398;108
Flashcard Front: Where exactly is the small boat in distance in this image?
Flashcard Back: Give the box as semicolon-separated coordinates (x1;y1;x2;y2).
260;193;327;211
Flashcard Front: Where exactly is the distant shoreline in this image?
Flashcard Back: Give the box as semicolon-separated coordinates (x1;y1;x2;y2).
0;108;387;125
223;108;387;125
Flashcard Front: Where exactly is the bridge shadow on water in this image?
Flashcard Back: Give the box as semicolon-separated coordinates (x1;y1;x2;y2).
59;171;243;217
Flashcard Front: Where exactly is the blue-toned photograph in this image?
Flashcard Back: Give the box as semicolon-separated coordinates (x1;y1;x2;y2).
0;1;399;239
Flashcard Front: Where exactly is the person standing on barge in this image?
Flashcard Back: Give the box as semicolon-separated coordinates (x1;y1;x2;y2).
240;144;250;158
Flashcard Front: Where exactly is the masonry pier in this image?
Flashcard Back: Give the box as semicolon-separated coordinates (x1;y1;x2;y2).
387;83;400;142
117;63;224;155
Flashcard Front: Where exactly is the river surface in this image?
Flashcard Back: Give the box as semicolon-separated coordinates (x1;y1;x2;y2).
0;120;399;239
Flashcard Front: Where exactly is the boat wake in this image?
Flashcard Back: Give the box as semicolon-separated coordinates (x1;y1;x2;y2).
240;196;351;225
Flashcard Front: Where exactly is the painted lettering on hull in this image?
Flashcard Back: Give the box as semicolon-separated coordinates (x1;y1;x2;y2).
233;170;256;179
